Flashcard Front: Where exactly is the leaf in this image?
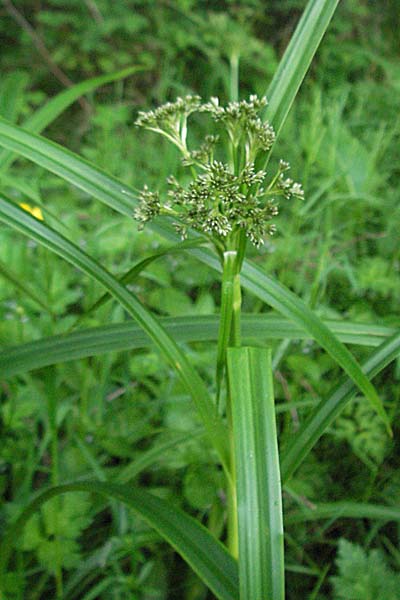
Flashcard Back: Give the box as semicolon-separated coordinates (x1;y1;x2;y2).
0;118;136;217
216;251;237;402
228;347;284;600
238;260;391;434
0;315;394;378
331;539;400;600
0;195;229;470
281;330;400;481
285;501;400;525
85;238;205;316
264;0;340;138
0;65;147;173
0;482;239;600
116;429;205;483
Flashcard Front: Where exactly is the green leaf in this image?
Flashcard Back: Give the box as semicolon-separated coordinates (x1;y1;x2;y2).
116;429;205;483
285;501;400;525
83;238;205;317
0;315;394;378
238;260;391;434
264;0;340;138
216;251;237;402
281;330;400;481
0;482;239;600
228;347;284;600
0;195;229;470
0;118;136;217
0;65;147;173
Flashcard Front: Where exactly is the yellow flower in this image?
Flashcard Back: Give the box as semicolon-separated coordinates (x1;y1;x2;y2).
19;203;44;221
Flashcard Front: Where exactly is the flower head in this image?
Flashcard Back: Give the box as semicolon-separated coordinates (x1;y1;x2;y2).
134;95;303;248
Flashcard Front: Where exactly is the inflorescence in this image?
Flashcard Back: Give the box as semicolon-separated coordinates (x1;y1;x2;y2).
134;95;303;248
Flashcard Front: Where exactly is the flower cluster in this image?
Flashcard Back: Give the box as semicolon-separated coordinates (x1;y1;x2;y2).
134;95;303;248
136;95;201;152
201;95;275;162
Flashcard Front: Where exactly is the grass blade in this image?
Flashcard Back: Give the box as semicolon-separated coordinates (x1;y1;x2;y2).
85;238;205;316
0;118;137;217
0;316;395;378
0;481;239;600
238;260;391;434
281;330;400;481
116;429;205;483
228;347;284;600
264;0;340;137
286;501;400;525
0;195;229;470
0;65;147;173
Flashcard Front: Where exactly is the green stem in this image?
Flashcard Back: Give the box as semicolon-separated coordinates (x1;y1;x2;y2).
229;54;239;103
216;250;237;407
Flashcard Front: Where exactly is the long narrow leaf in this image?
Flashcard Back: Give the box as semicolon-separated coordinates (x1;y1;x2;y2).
0;65;147;173
216;251;237;401
281;331;400;481
264;0;340;137
0;481;239;600
239;260;390;433
85;238;205;316
228;347;284;600
285;501;400;525
0;118;136;217
0;316;394;378
0;196;229;469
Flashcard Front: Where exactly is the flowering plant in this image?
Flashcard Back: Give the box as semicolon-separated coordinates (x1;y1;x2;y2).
135;95;303;252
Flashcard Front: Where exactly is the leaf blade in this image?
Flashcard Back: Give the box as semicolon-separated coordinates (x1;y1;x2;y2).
239;260;391;433
0;195;229;469
265;0;340;137
228;347;284;600
0;315;394;378
0;482;239;600
0;65;147;173
281;330;400;481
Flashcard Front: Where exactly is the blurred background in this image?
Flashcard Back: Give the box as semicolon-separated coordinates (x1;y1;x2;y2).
1;1;400;598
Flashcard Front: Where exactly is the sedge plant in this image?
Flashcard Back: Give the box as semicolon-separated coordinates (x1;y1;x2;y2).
133;93;304;594
1;0;399;599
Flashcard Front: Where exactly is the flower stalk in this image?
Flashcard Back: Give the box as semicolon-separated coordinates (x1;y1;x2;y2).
134;94;303;563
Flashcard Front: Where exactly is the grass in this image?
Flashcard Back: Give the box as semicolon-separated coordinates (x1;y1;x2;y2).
1;1;400;599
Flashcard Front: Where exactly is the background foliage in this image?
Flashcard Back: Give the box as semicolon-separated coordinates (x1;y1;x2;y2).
1;1;400;598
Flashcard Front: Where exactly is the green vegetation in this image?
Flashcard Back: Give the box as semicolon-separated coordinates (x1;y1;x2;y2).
0;1;399;599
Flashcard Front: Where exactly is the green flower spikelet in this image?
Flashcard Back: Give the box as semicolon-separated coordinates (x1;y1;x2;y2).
134;95;303;248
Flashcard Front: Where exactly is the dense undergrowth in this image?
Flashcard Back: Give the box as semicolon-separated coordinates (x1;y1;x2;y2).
0;1;400;599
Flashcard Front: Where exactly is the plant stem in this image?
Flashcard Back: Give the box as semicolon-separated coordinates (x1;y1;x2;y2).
219;238;245;558
230;53;239;103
